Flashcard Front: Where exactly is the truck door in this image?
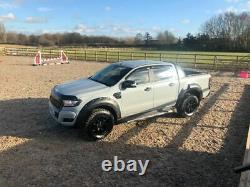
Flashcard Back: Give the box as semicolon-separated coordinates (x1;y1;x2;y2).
151;65;179;108
120;67;153;117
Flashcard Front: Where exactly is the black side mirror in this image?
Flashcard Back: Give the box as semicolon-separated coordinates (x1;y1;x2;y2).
122;80;137;89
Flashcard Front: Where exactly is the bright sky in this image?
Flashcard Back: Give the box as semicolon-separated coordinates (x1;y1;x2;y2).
0;0;249;37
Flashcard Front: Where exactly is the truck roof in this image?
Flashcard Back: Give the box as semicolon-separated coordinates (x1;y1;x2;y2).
117;60;173;68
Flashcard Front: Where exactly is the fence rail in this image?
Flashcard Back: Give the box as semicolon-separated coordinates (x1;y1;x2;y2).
2;47;250;70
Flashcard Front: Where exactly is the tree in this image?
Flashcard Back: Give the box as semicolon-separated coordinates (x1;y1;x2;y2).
6;32;18;44
156;30;177;45
183;33;196;48
29;35;39;45
144;32;152;45
201;11;250;51
0;23;6;43
122;37;135;45
38;35;54;46
134;33;144;44
17;34;28;45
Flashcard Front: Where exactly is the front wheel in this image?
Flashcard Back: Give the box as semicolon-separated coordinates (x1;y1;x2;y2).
177;93;199;117
83;108;114;140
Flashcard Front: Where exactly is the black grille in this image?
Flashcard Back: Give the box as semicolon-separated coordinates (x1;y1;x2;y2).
50;95;63;109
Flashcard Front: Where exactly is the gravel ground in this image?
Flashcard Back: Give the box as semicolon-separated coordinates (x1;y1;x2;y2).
0;56;250;186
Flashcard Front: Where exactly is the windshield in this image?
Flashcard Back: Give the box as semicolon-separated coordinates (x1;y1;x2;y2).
90;64;132;86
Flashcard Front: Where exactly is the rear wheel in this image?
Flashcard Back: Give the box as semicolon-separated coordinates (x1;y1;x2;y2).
177;93;199;117
83;108;114;140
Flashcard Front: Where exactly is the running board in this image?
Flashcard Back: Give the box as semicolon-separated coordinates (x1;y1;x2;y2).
120;108;175;123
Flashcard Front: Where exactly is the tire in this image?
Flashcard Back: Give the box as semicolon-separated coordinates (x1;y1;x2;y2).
177;93;199;117
82;108;114;140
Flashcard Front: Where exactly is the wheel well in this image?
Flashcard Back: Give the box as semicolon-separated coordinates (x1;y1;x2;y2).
76;104;118;127
187;89;202;101
95;106;118;122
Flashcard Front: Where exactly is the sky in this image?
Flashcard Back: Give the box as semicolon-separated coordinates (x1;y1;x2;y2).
0;0;249;37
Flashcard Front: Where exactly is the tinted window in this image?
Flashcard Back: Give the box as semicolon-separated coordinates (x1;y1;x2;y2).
90;64;132;86
152;65;176;81
126;67;150;85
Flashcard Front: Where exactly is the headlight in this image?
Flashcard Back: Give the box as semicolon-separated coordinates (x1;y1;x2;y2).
62;97;81;107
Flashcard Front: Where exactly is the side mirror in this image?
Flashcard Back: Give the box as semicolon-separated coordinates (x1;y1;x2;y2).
122;80;137;89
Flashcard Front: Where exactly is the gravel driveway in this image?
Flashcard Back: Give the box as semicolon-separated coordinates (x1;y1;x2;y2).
0;56;250;186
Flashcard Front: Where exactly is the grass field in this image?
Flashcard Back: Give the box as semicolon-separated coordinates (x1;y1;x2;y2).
1;44;250;70
0;44;249;54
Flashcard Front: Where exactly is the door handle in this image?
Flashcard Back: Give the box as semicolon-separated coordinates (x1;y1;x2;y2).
169;83;175;87
144;87;151;91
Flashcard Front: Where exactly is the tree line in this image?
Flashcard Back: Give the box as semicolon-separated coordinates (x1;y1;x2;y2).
0;11;250;52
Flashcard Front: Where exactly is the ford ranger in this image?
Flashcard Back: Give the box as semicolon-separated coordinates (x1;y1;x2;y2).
49;60;211;140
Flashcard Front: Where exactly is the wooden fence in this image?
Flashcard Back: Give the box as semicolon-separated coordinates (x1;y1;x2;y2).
2;47;250;70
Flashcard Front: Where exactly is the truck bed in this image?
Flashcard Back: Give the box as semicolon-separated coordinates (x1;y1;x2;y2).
179;68;211;98
183;68;207;77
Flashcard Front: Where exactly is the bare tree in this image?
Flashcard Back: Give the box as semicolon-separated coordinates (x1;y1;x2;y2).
6;32;18;44
0;23;6;43
156;30;177;44
17;34;28;45
144;32;152;45
122;37;135;45
134;33;144;44
201;11;250;50
38;35;55;46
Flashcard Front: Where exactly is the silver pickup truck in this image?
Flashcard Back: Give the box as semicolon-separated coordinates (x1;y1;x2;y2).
49;60;211;140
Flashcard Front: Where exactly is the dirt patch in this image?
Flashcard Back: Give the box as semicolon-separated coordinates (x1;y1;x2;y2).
0;56;250;186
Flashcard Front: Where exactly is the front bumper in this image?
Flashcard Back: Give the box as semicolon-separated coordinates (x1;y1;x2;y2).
49;101;77;126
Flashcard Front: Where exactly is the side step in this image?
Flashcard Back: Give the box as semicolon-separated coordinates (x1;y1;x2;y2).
125;108;175;123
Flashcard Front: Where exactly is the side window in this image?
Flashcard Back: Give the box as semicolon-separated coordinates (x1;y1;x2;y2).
152;65;176;82
126;67;150;85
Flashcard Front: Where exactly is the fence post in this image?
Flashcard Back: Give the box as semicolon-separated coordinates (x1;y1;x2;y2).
236;55;239;71
144;52;147;60
85;50;87;61
213;56;217;70
75;49;77;60
194;54;197;68
160;53;162;61
50;49;52;58
80;49;83;60
131;52;133;60
118;51;120;61
95;51;97;61
106;51;108;62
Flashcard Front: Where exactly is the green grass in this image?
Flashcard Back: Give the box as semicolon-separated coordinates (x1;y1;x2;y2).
1;45;250;70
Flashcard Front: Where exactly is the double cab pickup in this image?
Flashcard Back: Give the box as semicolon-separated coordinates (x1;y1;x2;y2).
49;60;211;140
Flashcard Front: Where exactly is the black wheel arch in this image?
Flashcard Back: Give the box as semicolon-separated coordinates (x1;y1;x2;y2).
176;84;203;108
76;97;121;125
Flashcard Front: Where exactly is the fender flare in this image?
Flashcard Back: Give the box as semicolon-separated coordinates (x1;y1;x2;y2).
76;97;121;124
176;83;203;108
